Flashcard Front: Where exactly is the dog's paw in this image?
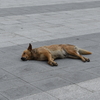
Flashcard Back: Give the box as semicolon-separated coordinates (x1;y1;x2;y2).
87;58;90;62
48;61;58;66
82;58;90;62
82;59;86;62
53;61;58;66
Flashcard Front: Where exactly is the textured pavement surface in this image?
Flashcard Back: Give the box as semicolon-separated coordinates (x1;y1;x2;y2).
0;0;100;100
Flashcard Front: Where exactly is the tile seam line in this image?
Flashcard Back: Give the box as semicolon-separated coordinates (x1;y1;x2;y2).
0;93;9;100
0;67;45;94
0;0;100;9
0;0;99;9
16;77;98;100
0;32;99;49
0;1;100;17
0;62;98;94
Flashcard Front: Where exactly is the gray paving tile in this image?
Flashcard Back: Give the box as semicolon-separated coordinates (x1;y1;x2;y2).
1;84;42;100
85;66;100;76
11;69;59;83
0;42;14;48
0;56;22;68
76;32;100;42
76;91;100;100
3;61;53;75
0;1;100;17
55;70;98;83
66;39;97;48
47;84;92;100
77;77;100;92
62;61;100;72
0;49;26;68
0;72;42;100
0;78;30;91
0;94;9;100
17;92;58;100
37;35;97;48
0;68;17;82
20;33;99;49
0;45;25;54
31;77;72;91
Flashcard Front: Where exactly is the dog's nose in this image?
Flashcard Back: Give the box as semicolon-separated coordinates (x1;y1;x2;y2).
21;57;27;61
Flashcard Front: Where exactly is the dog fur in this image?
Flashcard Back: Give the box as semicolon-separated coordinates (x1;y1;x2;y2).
21;43;92;66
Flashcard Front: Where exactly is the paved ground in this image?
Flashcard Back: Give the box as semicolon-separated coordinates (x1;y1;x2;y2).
0;0;100;100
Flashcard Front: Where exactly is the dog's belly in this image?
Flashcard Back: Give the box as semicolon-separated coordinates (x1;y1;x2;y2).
51;49;67;59
38;54;47;61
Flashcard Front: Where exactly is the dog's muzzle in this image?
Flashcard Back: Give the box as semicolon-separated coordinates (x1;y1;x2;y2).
21;57;27;61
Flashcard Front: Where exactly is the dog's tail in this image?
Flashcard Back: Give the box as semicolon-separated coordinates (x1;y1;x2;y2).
78;48;92;55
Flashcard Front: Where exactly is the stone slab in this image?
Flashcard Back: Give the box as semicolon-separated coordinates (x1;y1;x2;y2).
0;1;100;17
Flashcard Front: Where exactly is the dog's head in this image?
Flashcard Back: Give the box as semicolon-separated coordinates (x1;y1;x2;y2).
21;43;33;61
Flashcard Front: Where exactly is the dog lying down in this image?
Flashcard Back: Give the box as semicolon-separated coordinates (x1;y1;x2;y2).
21;43;92;66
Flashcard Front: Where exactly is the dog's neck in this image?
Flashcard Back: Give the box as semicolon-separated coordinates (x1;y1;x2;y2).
30;49;38;60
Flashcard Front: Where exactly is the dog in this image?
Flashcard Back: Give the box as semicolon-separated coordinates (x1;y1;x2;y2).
21;43;92;66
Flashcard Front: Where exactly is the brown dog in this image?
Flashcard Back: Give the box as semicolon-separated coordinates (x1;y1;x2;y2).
21;43;92;66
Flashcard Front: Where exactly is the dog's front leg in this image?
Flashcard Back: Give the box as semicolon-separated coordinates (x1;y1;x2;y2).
44;52;58;66
48;60;58;66
48;55;58;66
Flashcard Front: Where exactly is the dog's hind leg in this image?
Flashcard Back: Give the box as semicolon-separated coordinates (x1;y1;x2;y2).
67;55;79;59
82;56;90;62
62;45;90;62
71;52;90;62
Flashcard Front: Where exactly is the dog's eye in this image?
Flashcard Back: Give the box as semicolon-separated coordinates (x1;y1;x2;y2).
24;53;25;55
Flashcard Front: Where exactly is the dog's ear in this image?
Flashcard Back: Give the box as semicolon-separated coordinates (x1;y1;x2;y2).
27;43;32;51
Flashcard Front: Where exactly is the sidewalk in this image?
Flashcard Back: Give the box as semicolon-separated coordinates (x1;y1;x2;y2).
0;0;100;100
